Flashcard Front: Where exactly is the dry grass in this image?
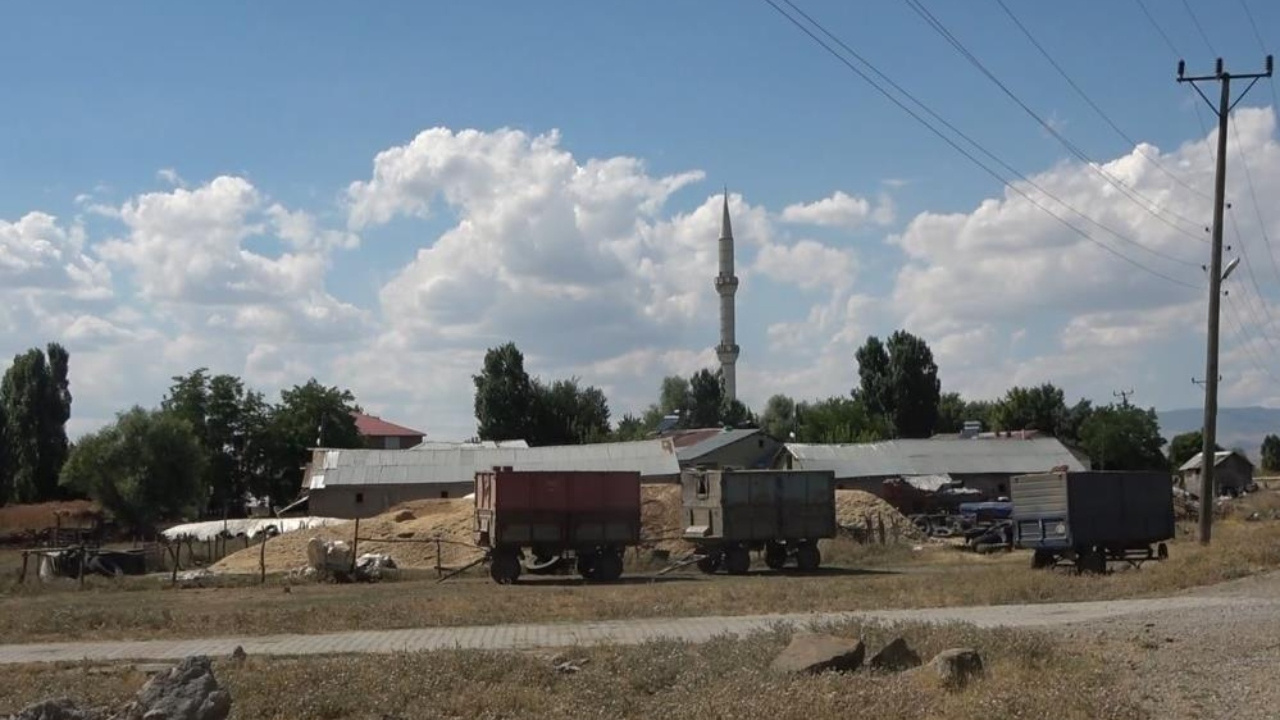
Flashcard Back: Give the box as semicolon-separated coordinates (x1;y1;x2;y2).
0;500;100;541
0;621;1142;720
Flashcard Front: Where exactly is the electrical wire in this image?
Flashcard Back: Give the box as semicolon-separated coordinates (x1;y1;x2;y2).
901;0;1210;243
1236;0;1279;116
1225;203;1280;360
1180;0;1219;56
759;0;1204;286
1224;292;1280;385
994;0;1210;201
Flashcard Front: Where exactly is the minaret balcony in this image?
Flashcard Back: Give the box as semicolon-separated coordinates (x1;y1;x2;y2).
715;275;739;291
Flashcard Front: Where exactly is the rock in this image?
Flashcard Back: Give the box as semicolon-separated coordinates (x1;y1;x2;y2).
770;633;866;674
12;698;105;720
392;509;416;523
112;656;231;720
868;637;922;673
928;648;985;690
229;646;246;664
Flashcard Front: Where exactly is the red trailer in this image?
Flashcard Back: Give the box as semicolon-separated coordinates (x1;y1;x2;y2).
473;468;641;584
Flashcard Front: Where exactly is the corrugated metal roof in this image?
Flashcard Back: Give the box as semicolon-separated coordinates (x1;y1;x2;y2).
676;428;764;462
413;440;530;450
785;438;1086;479
307;439;679;489
1178;450;1250;471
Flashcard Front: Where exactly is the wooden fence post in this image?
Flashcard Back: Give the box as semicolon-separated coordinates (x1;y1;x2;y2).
350;517;360;574
19;551;29;584
77;546;86;588
435;536;442;578
877;515;886;545
259;533;268;585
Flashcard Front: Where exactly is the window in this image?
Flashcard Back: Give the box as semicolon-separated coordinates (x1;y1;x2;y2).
355;492;365;504
440;491;449;499
696;474;709;497
385;436;401;450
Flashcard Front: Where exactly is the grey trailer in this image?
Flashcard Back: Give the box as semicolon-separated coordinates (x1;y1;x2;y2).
1010;471;1175;573
681;468;837;574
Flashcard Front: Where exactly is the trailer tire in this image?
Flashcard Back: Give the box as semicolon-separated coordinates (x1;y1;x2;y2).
1031;550;1055;569
723;547;751;575
576;554;598;580
594;551;624;582
490;552;521;585
1077;549;1106;575
764;542;788;570
794;543;821;572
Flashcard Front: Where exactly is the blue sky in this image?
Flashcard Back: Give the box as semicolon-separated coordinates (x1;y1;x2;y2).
2;1;1279;440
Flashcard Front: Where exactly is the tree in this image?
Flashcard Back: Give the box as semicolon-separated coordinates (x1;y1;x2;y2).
1169;430;1223;469
1078;404;1167;472
0;402;9;505
687;369;725;428
1;345;73;503
854;336;892;417
884;330;941;438
793;397;891;444
992;384;1068;436
59;407;206;532
1261;434;1280;473
720;398;757;429
761;394;798;439
260;379;363;505
531;378;611;445
473;343;537;442
613;413;647;442
658;376;691;417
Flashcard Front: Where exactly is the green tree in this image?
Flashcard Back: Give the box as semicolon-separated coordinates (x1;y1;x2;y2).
261;379;363;505
794;397;891;443
1168;430;1223;469
992;384;1068;435
531;378;612;445
0;402;9;505
658;376;691;417
473;343;537;442
720;398;757;429
854;336;892;417
1;345;72;503
1078;404;1168;471
884;330;941;438
687;369;725;428
59;407;206;532
613;413;647;442
761;394;798;439
1260;434;1280;473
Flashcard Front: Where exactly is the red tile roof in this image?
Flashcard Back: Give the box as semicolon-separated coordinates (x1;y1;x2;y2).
351;412;425;438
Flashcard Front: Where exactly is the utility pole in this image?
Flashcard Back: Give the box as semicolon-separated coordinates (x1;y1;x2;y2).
1177;55;1273;545
1113;389;1135;407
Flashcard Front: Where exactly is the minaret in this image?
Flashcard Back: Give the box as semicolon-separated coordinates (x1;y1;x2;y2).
715;189;740;402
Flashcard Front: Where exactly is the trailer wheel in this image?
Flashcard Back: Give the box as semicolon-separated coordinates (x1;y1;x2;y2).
696;552;721;574
1157;542;1169;560
1031;550;1055;569
794;543;821;572
576;554;598;580
590;551;624;582
723;547;751;575
490;552;521;584
1077;549;1106;575
764;542;788;571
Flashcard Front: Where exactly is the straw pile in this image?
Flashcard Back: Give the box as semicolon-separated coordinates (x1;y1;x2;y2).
211;498;482;574
640;484;694;553
836;489;926;542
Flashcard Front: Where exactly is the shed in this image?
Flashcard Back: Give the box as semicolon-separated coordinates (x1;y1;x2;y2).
304;438;680;518
1178;450;1254;497
779;437;1087;498
664;428;783;470
352;413;426;450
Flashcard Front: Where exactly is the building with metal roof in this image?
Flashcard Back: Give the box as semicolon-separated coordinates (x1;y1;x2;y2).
1178;449;1254;497
664;427;783;469
779;437;1087;498
304;438;680;518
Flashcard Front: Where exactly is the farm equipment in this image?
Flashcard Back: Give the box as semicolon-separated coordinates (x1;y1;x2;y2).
1011;470;1174;573
473;468;641;584
681;468;837;574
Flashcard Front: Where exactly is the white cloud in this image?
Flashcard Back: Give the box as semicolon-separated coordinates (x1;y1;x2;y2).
0;212;112;299
781;190;895;230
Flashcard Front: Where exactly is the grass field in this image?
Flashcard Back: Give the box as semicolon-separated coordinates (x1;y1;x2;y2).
2;514;1278;645
0;620;1141;720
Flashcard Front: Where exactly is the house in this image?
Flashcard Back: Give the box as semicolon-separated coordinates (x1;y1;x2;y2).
352;413;425;450
1178;450;1255;497
778;437;1088;498
662;427;783;470
304;438;681;518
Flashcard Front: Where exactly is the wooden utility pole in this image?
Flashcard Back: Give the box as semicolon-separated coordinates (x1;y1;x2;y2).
1177;55;1273;545
1113;389;1135;407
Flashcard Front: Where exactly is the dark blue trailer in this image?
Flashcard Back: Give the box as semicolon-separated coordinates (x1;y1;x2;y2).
1010;471;1175;573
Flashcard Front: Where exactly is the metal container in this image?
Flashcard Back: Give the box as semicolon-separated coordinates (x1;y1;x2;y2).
473;468;641;584
681;468;836;574
1011;470;1175;572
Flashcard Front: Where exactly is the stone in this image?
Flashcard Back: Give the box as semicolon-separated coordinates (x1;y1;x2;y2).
392;509;416;523
868;637;922;673
12;698;105;720
229;646;246;664
770;633;866;675
111;655;231;720
928;648;985;690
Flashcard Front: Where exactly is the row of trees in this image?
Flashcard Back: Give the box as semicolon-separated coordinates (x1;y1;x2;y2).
473;343;612;445
0;344;72;505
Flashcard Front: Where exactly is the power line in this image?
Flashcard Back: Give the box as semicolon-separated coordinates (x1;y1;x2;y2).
1180;0;1219;56
1228;111;1280;285
994;0;1210;201
759;0;1204;288
1135;0;1183;58
1237;0;1280;108
1224;292;1280;385
902;0;1210;242
1224;202;1280;359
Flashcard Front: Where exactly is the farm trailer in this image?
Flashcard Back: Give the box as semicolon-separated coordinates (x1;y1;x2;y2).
681;468;837;574
473;468;641;584
1011;470;1175;573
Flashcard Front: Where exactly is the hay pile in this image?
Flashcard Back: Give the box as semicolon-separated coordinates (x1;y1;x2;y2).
640;484;693;553
835;489;926;542
211;498;482;574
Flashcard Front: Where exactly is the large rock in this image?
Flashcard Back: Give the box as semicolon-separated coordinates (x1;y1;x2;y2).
113;656;231;720
11;699;105;720
928;648;985;689
868;637;922;673
770;633;866;674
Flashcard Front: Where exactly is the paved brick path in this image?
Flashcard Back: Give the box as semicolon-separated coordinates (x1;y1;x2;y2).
0;594;1258;665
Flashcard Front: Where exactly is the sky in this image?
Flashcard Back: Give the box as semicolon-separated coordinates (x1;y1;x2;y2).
2;1;1279;441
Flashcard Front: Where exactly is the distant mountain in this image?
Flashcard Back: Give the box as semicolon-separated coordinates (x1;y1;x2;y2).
1156;406;1280;462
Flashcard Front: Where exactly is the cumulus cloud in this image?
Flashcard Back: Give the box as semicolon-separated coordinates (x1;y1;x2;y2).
0;212;112;299
781;190;895;229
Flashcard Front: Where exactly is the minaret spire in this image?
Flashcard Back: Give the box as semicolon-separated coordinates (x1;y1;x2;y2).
715;189;740;404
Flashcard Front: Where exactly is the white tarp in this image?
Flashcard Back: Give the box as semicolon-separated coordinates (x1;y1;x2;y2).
161;516;348;542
